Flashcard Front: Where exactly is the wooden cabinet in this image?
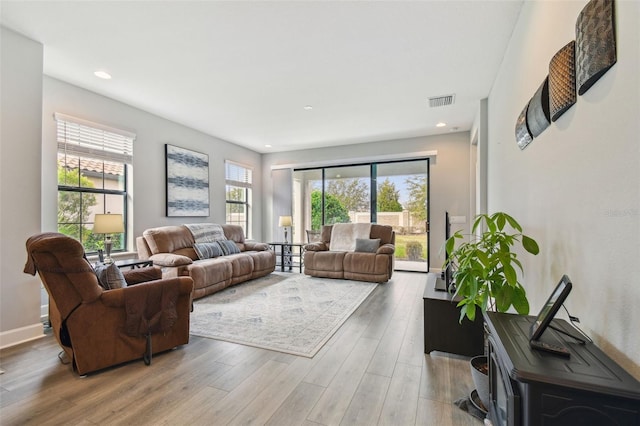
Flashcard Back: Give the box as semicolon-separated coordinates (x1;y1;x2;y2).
423;274;484;356
484;311;640;425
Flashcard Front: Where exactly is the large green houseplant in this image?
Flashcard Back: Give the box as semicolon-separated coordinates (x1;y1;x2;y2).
444;212;540;323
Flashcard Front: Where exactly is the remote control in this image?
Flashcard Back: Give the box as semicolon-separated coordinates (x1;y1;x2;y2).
529;339;571;358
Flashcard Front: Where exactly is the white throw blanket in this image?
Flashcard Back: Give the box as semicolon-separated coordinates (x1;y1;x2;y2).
184;223;226;243
329;223;371;252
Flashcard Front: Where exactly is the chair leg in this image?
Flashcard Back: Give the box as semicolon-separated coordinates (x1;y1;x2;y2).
144;333;152;366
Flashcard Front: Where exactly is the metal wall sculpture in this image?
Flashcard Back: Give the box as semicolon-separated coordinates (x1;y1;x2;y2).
165;144;210;217
549;41;577;122
526;77;551;138
515;0;617;150
515;105;533;150
576;0;617;95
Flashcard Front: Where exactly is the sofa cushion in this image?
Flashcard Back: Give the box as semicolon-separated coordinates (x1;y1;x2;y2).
355;238;381;253
222;224;246;243
217;240;241;256
174;247;198;260
94;263;127;290
244;241;270;251
143;226;194;254
193;242;223;259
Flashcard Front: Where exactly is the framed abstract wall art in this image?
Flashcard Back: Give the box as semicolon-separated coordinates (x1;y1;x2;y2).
165;144;210;217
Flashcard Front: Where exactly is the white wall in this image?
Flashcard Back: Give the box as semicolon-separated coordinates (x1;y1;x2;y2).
487;0;639;377
42;77;265;243
1;54;267;347
262;132;471;269
0;28;44;347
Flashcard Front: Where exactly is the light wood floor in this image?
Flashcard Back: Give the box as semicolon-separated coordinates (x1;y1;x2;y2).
0;271;481;426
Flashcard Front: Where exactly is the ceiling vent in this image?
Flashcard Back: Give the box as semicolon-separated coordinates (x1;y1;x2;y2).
428;94;455;108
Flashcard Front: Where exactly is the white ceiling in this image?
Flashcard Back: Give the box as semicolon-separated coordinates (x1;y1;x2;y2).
1;1;523;153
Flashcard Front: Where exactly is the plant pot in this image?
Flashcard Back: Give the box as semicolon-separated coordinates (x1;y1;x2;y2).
470;355;490;410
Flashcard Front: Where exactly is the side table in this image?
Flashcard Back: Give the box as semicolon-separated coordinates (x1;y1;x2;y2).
112;259;154;270
423;273;484;356
268;242;305;272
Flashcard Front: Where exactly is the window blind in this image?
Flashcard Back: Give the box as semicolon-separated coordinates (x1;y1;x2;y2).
225;160;252;188
55;113;135;164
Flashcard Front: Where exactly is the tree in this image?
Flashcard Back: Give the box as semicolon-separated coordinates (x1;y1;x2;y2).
405;175;427;222
311;190;350;230
226;186;246;213
377;178;403;212
326;178;369;212
57;164;98;245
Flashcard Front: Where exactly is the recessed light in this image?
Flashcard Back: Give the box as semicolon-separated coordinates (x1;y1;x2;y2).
264;144;272;148
94;71;112;80
303;105;313;110
436;122;446;127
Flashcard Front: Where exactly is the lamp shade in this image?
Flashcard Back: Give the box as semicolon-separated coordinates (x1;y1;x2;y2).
93;214;124;234
278;215;292;227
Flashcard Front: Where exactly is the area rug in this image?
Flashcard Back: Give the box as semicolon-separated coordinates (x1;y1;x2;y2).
190;273;377;357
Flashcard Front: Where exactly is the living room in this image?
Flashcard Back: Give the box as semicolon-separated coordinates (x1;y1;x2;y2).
1;0;638;424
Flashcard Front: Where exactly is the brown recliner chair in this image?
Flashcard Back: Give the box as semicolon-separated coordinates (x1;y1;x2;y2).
24;232;194;375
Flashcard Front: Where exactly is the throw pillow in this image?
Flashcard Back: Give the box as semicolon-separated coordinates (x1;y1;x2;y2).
94;263;127;290
217;240;241;256
193;242;223;259
355;238;381;253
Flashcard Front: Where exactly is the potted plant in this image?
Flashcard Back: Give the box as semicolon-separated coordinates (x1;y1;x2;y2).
445;211;539;322
444;211;539;410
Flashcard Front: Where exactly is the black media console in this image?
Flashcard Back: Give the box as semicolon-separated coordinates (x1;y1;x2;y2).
423;274;484;356
484;311;640;426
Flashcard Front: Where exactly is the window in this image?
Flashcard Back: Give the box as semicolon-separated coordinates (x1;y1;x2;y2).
55;113;135;254
293;159;430;271
225;160;252;238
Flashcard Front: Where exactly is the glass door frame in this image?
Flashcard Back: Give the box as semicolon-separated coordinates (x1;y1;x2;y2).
294;157;430;270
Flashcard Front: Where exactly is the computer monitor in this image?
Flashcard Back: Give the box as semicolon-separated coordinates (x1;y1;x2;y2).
529;274;572;341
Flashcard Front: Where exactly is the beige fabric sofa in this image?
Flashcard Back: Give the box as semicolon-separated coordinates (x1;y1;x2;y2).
304;224;395;283
136;224;275;299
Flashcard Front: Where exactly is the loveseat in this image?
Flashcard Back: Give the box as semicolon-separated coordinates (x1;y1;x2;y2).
304;223;395;283
136;224;275;299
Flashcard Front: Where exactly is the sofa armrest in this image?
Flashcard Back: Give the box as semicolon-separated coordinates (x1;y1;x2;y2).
101;276;194;308
149;253;193;267
304;242;328;251
376;243;395;255
122;267;162;285
244;241;270;251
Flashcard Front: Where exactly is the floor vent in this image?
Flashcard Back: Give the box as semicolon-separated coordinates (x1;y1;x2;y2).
428;94;455;107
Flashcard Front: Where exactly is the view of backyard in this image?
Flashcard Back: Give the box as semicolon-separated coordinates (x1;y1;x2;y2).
294;159;429;271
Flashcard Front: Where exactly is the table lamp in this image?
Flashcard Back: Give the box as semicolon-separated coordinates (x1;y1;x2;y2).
93;213;124;264
278;215;292;243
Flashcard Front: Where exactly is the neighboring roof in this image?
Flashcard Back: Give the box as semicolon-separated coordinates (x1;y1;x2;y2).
58;154;124;177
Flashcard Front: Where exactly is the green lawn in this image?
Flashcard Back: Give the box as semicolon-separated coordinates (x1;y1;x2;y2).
394;233;428;260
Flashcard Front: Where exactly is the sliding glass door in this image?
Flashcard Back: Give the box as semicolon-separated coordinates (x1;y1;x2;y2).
376;160;429;272
293;158;429;271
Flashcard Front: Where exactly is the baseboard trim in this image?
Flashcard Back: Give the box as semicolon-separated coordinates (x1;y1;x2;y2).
0;323;45;350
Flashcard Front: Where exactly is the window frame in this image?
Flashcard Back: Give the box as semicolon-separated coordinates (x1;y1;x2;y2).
225;160;253;238
55;113;134;254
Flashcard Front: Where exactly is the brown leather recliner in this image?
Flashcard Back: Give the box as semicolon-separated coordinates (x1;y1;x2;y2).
24;232;194;375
